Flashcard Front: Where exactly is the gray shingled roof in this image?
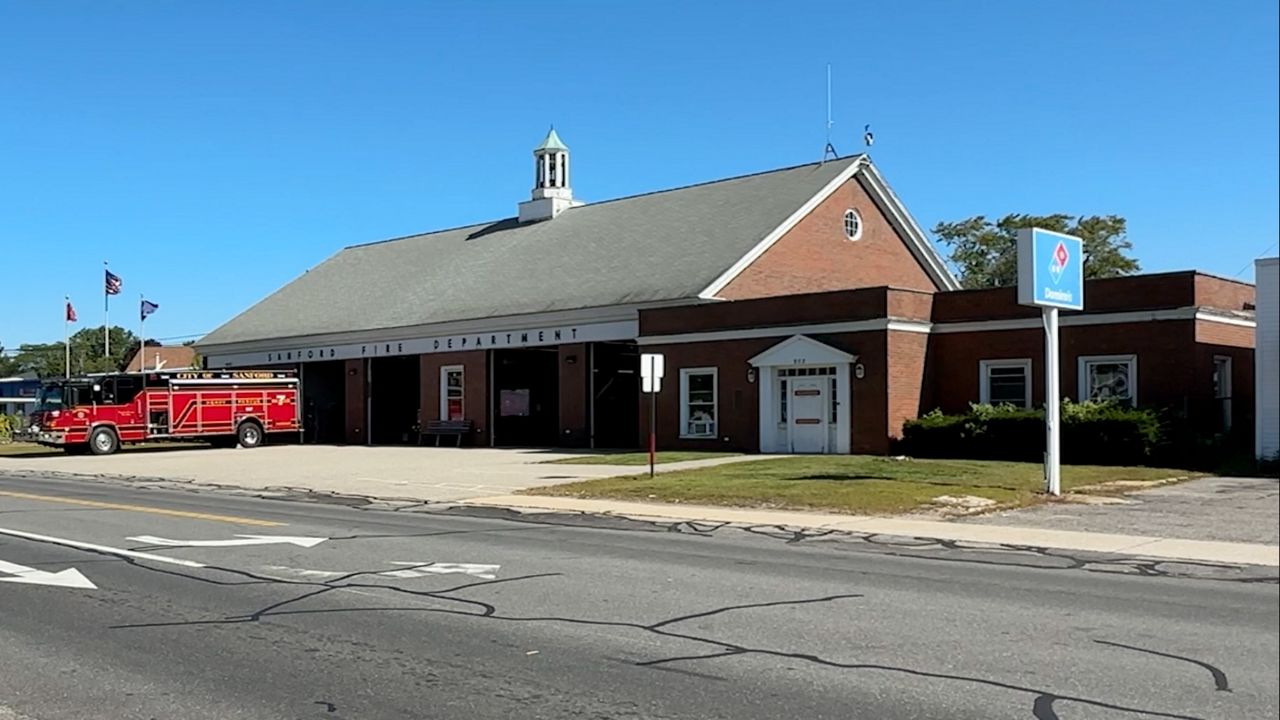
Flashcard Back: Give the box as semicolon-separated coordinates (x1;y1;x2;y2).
200;156;860;347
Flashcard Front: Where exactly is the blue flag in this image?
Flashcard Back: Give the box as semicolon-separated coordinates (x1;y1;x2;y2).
140;299;159;321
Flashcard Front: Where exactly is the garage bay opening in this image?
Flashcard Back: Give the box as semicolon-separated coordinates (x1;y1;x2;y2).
300;360;346;444
591;341;640;448
370;355;421;444
493;348;559;446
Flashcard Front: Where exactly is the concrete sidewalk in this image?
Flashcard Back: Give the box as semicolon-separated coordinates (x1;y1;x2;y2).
0;446;775;502
462;494;1280;567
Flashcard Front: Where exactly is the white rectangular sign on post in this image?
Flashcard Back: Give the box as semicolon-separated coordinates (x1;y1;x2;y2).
640;353;665;393
640;352;665;477
1016;228;1085;497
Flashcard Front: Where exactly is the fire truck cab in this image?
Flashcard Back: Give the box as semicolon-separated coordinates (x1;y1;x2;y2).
25;369;300;455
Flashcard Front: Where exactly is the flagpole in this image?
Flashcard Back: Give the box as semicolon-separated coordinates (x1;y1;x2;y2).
104;260;110;358
138;293;145;373
64;295;71;379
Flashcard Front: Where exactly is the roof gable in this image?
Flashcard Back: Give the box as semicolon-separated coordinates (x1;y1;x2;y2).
124;345;197;372
749;334;856;367
699;157;958;298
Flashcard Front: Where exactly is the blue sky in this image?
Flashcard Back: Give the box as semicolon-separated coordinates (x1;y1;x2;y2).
2;1;1277;347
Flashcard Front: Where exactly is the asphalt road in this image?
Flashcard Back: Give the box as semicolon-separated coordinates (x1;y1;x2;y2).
964;477;1280;545
1;472;1277;720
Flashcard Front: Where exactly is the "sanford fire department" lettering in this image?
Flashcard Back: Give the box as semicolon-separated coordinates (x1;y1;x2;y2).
263;327;581;364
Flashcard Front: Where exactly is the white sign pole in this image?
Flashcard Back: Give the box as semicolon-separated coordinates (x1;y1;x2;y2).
640;353;665;478
1043;307;1061;496
1018;228;1081;498
649;389;656;478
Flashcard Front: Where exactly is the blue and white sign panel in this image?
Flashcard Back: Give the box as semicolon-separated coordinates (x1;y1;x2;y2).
1017;228;1084;310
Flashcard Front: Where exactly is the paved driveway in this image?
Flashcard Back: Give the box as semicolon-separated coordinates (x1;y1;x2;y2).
0;445;651;502
962;477;1280;545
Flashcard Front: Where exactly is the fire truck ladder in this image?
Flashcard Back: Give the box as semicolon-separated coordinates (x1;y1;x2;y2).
142;388;171;437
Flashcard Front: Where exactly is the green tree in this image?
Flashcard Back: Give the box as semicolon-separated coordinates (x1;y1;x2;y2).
183;339;202;369
7;327;138;378
933;213;1140;289
0;347;20;377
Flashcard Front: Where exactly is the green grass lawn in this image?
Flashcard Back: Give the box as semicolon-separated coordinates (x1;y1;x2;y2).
524;455;1201;515
548;451;742;466
0;441;208;458
0;442;58;457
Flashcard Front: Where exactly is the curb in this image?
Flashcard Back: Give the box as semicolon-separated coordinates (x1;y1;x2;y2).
463;494;1280;568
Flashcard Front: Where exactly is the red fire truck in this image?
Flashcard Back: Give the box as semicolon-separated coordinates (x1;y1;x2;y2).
24;369;300;455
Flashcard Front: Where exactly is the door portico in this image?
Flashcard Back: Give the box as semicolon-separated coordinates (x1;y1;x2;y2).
749;335;853;454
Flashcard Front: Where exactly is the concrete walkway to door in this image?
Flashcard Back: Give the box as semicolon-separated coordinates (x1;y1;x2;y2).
0;445;773;503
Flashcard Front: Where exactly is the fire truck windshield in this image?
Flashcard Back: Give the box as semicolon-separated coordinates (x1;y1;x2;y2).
35;383;68;412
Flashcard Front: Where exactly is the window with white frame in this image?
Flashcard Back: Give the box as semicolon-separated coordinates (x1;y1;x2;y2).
439;365;464;421
1213;355;1232;432
979;359;1032;408
679;368;717;438
1078;355;1137;406
843;209;862;241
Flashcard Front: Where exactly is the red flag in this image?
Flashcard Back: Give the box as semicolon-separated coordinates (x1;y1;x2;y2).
66;300;77;323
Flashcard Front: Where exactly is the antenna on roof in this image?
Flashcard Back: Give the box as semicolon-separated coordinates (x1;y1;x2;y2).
822;64;839;162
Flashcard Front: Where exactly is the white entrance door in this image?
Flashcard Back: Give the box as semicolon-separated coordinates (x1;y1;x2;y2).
789;379;827;453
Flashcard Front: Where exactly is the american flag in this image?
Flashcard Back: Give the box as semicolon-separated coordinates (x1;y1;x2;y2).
65;299;77;323
105;269;122;295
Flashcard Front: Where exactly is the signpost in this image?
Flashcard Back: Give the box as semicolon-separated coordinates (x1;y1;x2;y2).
640;353;665;478
1016;228;1084;496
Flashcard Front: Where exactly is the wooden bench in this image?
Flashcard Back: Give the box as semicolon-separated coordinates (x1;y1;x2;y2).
419;420;473;447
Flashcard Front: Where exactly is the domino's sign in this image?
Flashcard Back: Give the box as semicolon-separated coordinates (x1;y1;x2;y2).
1017;228;1084;310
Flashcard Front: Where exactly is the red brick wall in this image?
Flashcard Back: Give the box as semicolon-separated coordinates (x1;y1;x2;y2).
924;321;1199;414
1195;320;1254;348
1083;273;1196;313
924;330;1045;412
1194;274;1255;312
639;339;774;452
558;343;588;447
343;359;365;444
888;290;935;321
640;287;933;337
1191;343;1255;437
420;351;489;446
850;332;890;454
642;332;892;453
717;177;939;299
886;330;929;446
932;272;1257;323
932;273;1202;323
642;287;890;336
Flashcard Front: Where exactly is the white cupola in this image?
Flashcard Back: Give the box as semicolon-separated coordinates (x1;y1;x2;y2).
518;127;582;223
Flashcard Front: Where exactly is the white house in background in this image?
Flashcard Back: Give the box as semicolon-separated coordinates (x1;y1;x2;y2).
1256;257;1279;460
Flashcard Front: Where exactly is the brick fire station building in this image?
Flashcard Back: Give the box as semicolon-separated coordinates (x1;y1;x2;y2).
198;130;1257;453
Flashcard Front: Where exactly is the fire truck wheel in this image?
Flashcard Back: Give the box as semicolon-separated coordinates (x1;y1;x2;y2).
237;421;264;449
88;427;119;456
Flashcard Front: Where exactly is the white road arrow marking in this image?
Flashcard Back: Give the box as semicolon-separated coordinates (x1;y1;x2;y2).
127;534;328;548
0;558;97;589
381;562;500;580
0;526;205;568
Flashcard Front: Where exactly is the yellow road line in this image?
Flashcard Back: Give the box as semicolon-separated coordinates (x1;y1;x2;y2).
0;490;285;527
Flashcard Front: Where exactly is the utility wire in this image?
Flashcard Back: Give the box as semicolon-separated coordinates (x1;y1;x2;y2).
1234;240;1279;277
